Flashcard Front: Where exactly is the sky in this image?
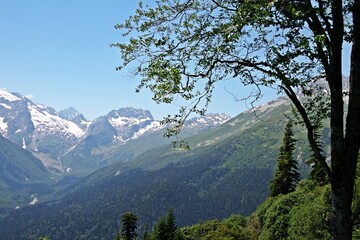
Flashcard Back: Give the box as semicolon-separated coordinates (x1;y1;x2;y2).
0;1;351;121
0;0;280;121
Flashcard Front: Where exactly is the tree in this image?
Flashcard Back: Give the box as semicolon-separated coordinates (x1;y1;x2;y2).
121;212;138;240
153;209;178;240
270;121;300;197
165;209;177;239
307;127;329;186
142;224;152;240
114;1;360;239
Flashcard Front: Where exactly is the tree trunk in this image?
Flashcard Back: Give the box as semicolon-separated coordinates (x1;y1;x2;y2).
330;1;360;239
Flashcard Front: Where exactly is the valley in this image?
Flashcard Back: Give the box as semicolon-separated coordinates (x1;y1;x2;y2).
0;89;321;239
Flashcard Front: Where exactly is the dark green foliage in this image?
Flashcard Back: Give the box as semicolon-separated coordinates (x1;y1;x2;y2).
115;232;121;240
307;127;329;186
0;105;315;239
308;156;329;186
179;215;257;240
270;121;300;197
152;209;177;240
142;224;151;240
0;126;278;239
257;180;331;240
121;212;138;240
165;209;177;239
0;165;272;239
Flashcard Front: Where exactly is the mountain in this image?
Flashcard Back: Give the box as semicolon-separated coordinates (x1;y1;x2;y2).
0;134;52;208
58;107;89;130
59;108;230;175
0;89;230;176
0;96;322;239
0;90;86;160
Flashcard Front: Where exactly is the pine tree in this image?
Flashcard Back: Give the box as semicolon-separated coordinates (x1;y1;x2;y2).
165;209;177;239
121;212;138;240
153;209;178;240
270;121;300;197
142;224;152;240
307;127;329;186
115;232;121;240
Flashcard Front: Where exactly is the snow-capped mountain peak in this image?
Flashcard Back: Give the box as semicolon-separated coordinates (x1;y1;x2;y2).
27;103;85;138
0;89;22;102
0;89;234;175
184;113;231;129
59;107;90;130
0;89;86;158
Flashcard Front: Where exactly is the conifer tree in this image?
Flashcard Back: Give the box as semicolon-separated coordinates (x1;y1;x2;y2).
153;209;178;240
121;212;138;240
165;209;177;239
142;224;152;240
270;121;300;197
115;232;121;240
307;127;329;186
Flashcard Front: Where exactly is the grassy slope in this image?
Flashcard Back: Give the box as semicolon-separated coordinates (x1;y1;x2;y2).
0;135;52;208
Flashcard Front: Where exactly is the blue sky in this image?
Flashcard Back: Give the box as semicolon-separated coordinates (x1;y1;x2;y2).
1;1;350;121
0;0;279;120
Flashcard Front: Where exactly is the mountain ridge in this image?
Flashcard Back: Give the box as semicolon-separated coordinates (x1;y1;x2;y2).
0;89;231;176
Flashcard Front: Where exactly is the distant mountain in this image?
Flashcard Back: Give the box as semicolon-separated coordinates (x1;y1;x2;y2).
0;90;86;160
58;107;89;130
0;89;231;176
0;134;52;208
60;107;230;175
0;96;323;239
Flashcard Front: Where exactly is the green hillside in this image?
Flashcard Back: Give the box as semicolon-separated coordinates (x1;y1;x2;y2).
0;135;52;209
0;98;324;239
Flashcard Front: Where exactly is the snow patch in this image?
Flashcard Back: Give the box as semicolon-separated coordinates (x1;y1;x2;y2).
109;116;152;129
28;103;85;137
29;195;38;205
0;103;11;109
0;117;8;134
22;138;26;149
132;121;161;139
0;89;21;102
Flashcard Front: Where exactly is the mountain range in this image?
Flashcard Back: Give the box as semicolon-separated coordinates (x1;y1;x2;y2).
0;90;322;239
0;89;230;177
0;78;347;239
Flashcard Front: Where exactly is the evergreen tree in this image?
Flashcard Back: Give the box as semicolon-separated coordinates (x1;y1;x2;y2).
121;212;138;240
153;209;178;240
142;224;152;240
270;121;300;197
165;209;177;239
115;232;121;240
307;127;329;186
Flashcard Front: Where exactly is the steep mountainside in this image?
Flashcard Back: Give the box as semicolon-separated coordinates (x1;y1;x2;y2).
0;97;323;239
0;90;87;159
0;135;52;208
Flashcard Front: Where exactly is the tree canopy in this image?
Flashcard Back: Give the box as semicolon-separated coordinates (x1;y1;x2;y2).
114;1;360;239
